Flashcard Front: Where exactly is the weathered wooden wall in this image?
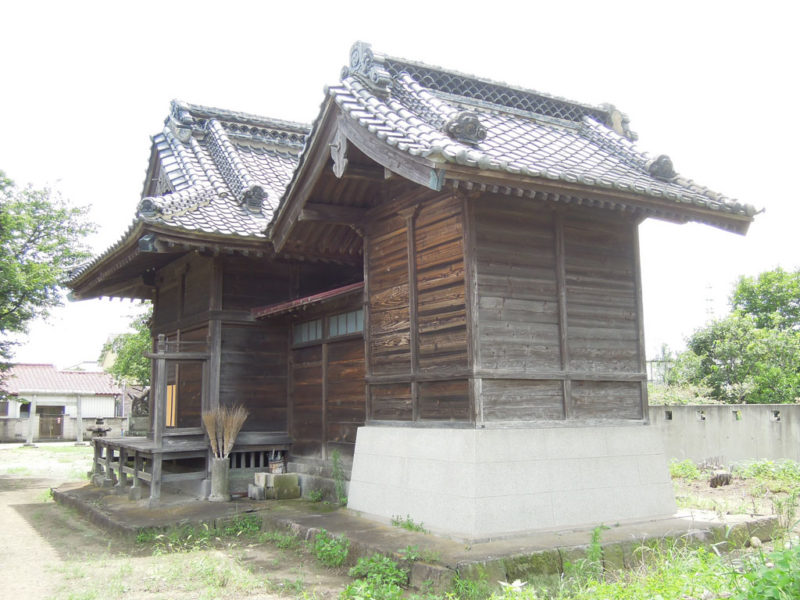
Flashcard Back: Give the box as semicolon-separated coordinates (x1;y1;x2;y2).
472;194;646;424
366;194;470;424
288;299;366;459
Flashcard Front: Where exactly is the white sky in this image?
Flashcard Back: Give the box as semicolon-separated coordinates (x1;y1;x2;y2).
1;0;798;368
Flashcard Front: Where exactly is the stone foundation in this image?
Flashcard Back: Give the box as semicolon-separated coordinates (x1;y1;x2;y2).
347;425;676;541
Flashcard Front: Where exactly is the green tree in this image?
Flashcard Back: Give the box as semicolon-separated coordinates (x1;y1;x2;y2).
673;267;800;404
100;306;152;386
731;267;800;330
0;171;94;379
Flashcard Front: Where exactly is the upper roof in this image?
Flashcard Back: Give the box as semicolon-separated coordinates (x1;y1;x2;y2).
324;43;755;225
5;364;121;396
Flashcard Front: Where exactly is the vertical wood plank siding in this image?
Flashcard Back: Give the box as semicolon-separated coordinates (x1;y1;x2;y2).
367;212;411;374
219;323;288;431
472;195;645;423
367;195;470;423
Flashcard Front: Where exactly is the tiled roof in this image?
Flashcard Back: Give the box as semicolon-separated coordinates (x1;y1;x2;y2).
326;42;756;221
5;364;121;396
136;100;308;238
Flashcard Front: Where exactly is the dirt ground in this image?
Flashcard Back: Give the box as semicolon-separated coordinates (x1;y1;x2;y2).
0;443;352;600
2;444;798;600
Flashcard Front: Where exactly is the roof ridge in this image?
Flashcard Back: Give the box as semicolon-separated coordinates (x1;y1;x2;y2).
173;100;309;134
205;119;266;211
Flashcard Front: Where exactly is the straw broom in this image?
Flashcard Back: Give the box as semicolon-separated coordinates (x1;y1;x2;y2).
203;404;249;459
222;404;249;458
202;411;220;458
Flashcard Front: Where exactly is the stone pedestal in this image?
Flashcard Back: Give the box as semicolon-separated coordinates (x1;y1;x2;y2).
208;457;230;502
347;425;676;541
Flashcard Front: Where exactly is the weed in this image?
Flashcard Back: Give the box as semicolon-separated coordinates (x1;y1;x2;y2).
669;458;702;480
564;524;608;582
450;574;492;600
348;553;408;587
771;488;799;531
272;576;305;595
340;579;404;600
311;528;349;567
308;489;325;502
220;513;262;537
260;529;301;550
398;544;441;563
331;449;348;506
735;544;800;599
39;488;54;502
136;528;160;544
391;514;428;533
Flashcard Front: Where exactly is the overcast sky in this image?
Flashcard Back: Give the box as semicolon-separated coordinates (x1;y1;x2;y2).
2;0;798;369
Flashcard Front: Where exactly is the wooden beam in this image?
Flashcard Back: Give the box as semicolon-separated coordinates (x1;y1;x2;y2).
340;164;387;182
298;202;367;224
339;116;443;192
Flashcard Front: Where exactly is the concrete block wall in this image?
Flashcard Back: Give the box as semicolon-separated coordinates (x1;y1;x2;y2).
651;404;800;465
0;416;128;443
348;426;676;541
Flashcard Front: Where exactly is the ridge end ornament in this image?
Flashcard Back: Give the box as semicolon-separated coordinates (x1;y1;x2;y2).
443;111;487;146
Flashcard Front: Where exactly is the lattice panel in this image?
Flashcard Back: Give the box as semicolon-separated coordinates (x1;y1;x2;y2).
385;60;607;124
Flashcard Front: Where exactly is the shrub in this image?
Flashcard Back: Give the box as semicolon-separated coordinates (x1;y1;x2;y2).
312;529;349;567
669;459;702;480
736;544;800;600
349;553;408;587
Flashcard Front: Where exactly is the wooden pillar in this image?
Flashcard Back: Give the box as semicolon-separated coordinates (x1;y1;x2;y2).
115;447;128;491
103;443;114;486
129;451;143;500
400;206;420;421
149;454;162;504
632;225;650;422
152;335;167;447
321;341;329;460
554;212;572;420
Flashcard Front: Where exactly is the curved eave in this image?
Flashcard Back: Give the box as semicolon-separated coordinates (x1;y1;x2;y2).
68;220;274;301
270;100;443;253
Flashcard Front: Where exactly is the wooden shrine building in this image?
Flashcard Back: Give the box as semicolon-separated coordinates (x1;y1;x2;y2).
68;42;755;539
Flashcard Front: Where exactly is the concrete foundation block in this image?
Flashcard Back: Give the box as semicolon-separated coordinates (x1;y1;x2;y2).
273;474;300;499
254;472;269;488
503;550;562;580
348;425;676;540
410;562;456;593
248;483;266;501
457;561;506;589
128;486;143;501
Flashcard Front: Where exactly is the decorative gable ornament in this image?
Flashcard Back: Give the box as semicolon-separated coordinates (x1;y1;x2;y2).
343;41;392;97
646;154;676;181
443;111;487;145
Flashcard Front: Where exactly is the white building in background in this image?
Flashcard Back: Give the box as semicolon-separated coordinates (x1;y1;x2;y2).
2;364;121;434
